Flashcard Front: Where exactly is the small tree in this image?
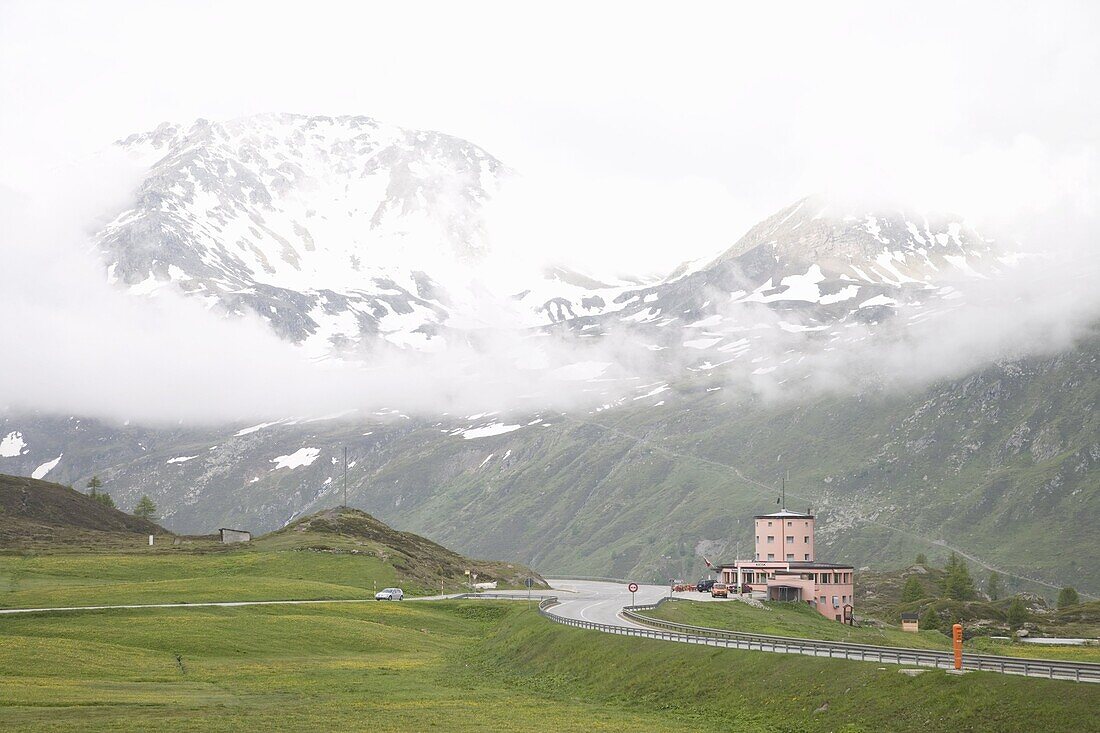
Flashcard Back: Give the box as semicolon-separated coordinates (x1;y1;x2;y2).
901;575;924;603
93;492;116;510
1057;587;1080;609
134;495;157;521
85;475;103;496
942;553;975;601
919;605;940;631
1006;597;1028;629
915;553;928;566
987;571;1002;601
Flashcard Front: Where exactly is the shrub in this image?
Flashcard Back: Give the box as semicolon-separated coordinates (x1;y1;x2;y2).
919;605;940;631
1057;587;1080;609
1006;597;1028;628
901;575;924;603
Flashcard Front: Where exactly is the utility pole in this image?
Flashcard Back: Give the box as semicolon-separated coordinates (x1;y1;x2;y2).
343;447;348;509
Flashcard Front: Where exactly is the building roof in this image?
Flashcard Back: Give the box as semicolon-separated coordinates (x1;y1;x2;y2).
901;612;920;620
715;560;853;570
787;561;852;569
218;527;251;533
754;510;814;519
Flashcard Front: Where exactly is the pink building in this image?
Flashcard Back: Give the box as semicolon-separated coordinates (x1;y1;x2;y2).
715;510;855;622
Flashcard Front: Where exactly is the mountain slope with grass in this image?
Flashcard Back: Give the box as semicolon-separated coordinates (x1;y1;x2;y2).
0;473;164;548
362;327;1100;596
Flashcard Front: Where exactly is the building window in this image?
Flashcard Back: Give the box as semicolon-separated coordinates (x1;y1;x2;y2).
767;553;774;560
786;536;794;544
803;536;809;543
787;521;792;526
832;595;839;607
755;536;759;544
786;554;794;560
767;536;774;544
767;521;772;526
820;595;826;604
804;554;810;561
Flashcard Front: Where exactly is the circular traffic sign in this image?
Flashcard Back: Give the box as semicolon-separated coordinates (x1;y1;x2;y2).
628;582;639;593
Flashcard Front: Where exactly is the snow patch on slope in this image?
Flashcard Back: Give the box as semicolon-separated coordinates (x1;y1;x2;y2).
32;453;63;479
0;431;27;458
271;447;321;469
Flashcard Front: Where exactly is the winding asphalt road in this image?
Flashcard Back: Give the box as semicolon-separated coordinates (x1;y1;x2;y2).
542;579;676;627
0;580;725;619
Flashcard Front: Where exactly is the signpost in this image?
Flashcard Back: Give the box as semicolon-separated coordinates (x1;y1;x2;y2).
525;577;535;605
628;582;639;607
952;623;963;670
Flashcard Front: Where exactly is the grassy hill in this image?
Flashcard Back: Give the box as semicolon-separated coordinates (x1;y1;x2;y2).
254;506;541;590
0;473;165;549
0;476;541;607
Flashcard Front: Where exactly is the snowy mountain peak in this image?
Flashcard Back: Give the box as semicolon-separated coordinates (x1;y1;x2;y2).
711;195;999;285
90;114;1017;385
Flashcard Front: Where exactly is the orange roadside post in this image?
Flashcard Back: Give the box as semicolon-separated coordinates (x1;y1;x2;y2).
952;623;963;670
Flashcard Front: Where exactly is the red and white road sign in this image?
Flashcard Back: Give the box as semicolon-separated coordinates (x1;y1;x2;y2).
627;582;639;593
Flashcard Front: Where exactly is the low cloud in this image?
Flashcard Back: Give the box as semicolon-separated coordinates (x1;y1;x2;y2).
1;145;1097;427
0;156;670;424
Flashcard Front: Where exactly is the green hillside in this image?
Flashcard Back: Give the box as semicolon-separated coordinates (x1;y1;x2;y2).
0;473;166;549
0;477;541;607
366;329;1100;597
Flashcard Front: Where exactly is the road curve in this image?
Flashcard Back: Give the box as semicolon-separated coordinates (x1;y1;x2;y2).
543;578;672;627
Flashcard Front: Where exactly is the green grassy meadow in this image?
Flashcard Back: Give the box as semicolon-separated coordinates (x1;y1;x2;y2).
0;550;399;608
2;600;1098;732
2;551;1098;731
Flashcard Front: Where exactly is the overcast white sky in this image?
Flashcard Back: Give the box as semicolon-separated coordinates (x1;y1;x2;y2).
1;1;1099;423
2;0;1098;273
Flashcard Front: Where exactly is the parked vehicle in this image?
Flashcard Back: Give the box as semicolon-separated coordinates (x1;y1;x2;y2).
375;587;404;601
696;579;716;593
711;582;729;598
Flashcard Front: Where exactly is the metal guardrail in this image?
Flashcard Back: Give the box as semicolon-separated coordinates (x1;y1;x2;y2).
533;596;1100;684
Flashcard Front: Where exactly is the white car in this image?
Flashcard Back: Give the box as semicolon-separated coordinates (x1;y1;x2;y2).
375;587;404;601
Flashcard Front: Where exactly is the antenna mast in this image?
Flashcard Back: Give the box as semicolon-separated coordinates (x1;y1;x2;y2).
343;447;348;508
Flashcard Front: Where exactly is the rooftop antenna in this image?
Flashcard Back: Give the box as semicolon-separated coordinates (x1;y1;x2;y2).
343;447;348;509
780;470;787;512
